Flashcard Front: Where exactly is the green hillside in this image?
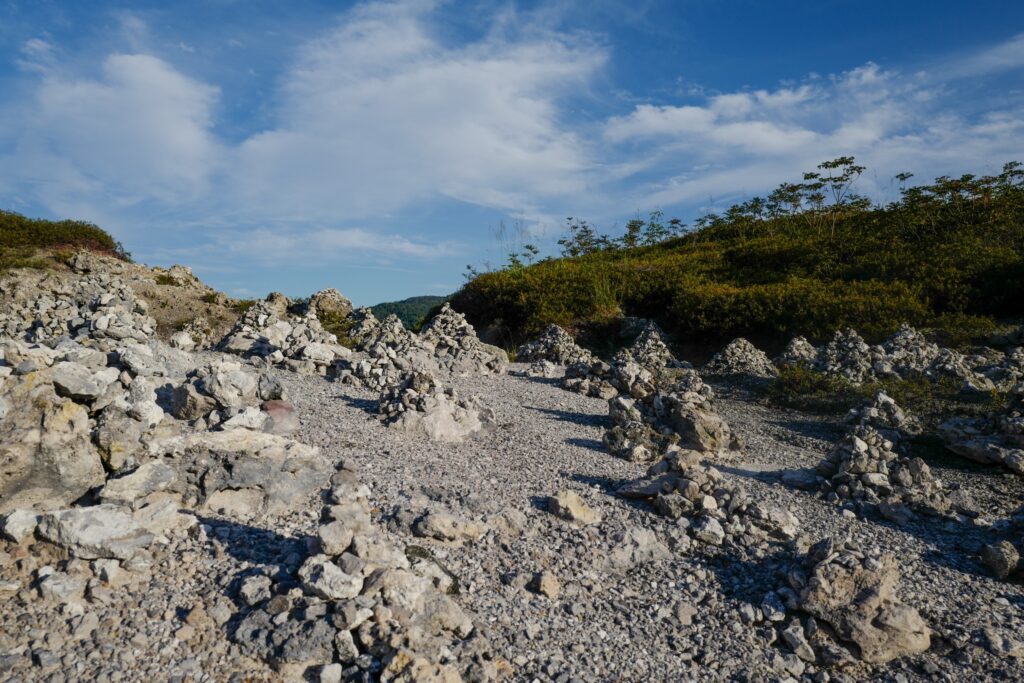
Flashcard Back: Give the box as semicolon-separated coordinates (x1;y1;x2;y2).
1;209;131;270
370;295;448;329
451;160;1024;351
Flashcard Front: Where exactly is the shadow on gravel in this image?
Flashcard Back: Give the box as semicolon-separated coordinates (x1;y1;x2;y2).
525;405;607;427
716;464;786;485
198;515;311;566
766;418;840;442
700;547;793;604
565;437;605;452
512;374;563;387
335;395;378;414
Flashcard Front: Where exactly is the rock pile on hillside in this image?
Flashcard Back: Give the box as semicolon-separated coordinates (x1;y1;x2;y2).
776;324;1006;391
0;270;155;344
774;336;818;368
419;303;508;376
703;338;778;380
620;449;799;548
939;382;1024;474
603;370;734;462
777;537;931;664
560;324;687;400
219;294;351;374
378;371;494;443
231;463;506;681
515;324;594;365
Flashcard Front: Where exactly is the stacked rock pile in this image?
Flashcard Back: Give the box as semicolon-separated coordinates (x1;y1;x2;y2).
378;371;494;443
419;303;508;376
219;293;351;374
620;449;800;549
0;270;155;345
515;324;594;365
703;338;778;380
603;370;735;463
230;463;508;681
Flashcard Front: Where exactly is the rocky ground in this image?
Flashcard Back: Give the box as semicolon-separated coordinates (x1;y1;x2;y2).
2;254;1024;683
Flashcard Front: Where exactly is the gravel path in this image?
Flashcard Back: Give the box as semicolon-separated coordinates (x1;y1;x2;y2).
283;365;1024;683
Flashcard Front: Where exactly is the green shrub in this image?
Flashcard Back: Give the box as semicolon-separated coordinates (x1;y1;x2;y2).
451;162;1024;351
155;274;180;286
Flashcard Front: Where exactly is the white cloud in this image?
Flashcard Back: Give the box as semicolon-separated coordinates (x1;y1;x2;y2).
5;53;220;219
602;58;1024;209
229;0;605;222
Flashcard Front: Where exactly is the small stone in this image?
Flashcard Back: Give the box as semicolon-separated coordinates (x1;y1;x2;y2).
981;541;1020;579
547;490;602;525
530;571;561;600
239;575;272;607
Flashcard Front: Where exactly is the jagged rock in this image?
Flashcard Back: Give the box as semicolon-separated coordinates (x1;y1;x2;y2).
703;338;778;379
98;461;177;508
785;537;931;663
515;324;594;365
0;374;104;514
546;490;602;525
37;505;154;560
152;430;327;519
606;527;671;570
413;511;488;544
1;509;42;542
378;371;493;443
307;288;353;319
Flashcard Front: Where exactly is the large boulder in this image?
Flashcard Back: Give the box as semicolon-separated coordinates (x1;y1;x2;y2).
787;537;931;663
0;375;104;514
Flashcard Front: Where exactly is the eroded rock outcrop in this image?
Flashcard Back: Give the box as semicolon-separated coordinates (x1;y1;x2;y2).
779;537;931;664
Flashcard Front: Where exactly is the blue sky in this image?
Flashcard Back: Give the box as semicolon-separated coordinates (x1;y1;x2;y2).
1;1;1023;305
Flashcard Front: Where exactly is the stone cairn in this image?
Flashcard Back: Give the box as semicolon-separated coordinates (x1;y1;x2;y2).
0;268;155;345
702;337;778;380
515;324;594;366
603;369;734;463
378;371;494;443
773;537;931;665
418;303;508;376
775;323;1005;392
619;449;800;550
330;309;436;392
230;463;508;682
218;292;351;375
561;323;685;400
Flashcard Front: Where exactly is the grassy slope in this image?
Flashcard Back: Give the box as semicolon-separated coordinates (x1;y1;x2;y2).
370;295;447;329
452;170;1024;352
1;210;130;270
